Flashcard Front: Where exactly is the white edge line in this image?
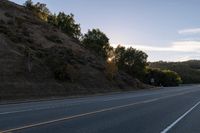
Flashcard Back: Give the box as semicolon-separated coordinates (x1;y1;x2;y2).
1;90;198;133
0;89;200;132
160;101;200;133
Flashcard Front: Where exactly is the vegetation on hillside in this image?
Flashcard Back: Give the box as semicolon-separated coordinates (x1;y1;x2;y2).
0;0;188;101
149;60;200;84
22;0;182;87
145;68;182;87
48;13;81;39
24;0;50;21
24;0;81;39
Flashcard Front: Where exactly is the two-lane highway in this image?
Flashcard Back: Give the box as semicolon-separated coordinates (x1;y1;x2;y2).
0;85;200;133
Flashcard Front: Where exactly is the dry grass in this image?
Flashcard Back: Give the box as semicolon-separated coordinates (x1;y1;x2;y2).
0;0;149;101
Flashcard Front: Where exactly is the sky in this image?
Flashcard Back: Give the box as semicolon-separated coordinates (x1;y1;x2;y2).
11;0;200;62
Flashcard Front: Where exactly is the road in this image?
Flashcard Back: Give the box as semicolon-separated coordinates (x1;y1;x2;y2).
0;85;200;133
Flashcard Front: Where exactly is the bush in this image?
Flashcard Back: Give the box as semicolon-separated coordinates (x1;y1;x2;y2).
0;25;9;34
145;68;182;87
45;47;79;82
7;20;14;25
162;70;182;86
45;35;63;44
15;17;26;26
0;19;5;24
54;64;78;82
4;12;13;18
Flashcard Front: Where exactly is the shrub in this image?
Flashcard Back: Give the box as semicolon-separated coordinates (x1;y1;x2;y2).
145;68;182;87
15;17;26;26
22;27;31;37
45;47;79;81
0;25;9;34
54;64;78;82
45;35;63;44
7;20;14;25
4;12;13;18
0;19;5;24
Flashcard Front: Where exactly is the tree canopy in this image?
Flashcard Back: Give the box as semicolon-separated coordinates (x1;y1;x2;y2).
24;0;81;39
82;29;112;58
24;0;50;21
48;12;81;39
114;45;148;79
145;68;182;87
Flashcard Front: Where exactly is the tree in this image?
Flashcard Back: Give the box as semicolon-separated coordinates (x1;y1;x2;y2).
34;2;50;21
24;0;33;9
24;0;50;21
24;1;81;39
162;70;182;86
145;68;182;87
114;45;148;79
114;45;126;69
48;12;81;39
47;14;57;26
82;29;112;58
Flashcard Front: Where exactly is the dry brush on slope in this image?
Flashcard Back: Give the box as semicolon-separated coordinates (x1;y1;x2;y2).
0;0;148;101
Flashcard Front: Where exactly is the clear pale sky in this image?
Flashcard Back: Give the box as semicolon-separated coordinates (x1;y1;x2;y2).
11;0;200;62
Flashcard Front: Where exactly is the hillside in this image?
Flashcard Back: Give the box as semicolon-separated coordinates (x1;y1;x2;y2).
0;0;149;100
149;60;200;84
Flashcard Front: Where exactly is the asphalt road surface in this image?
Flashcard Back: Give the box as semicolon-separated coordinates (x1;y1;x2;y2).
0;85;200;133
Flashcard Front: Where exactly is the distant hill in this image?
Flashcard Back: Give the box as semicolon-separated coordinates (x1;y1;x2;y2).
0;0;149;100
149;60;200;84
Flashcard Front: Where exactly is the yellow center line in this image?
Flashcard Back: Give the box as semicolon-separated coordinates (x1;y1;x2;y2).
1;89;199;133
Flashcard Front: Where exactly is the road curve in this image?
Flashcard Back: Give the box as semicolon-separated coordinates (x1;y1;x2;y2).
0;85;200;133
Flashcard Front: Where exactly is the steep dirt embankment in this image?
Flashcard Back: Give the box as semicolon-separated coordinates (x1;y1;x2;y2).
0;0;148;100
